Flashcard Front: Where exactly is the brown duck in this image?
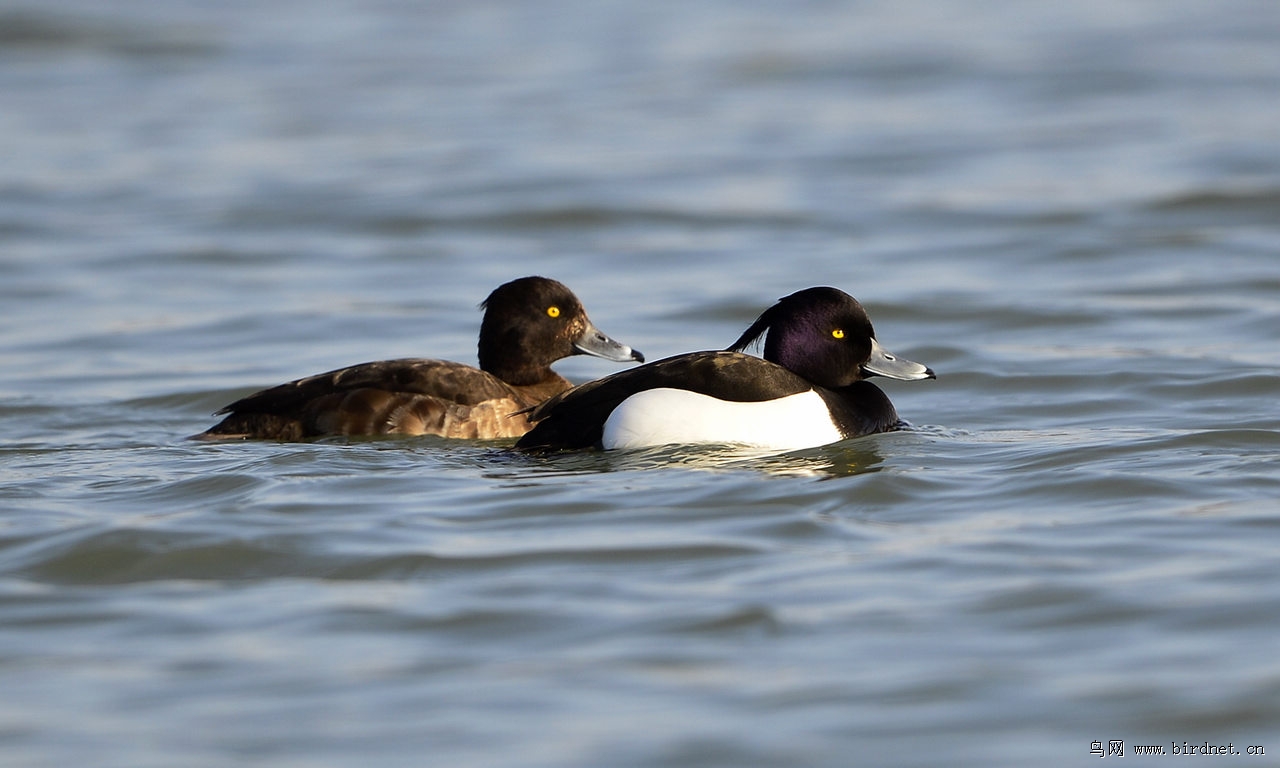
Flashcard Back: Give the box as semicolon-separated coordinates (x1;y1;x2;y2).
195;276;643;441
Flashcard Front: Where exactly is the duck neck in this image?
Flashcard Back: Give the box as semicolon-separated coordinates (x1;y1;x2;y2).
480;352;555;387
817;381;901;437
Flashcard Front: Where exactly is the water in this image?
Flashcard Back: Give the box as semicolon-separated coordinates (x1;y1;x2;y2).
2;1;1279;765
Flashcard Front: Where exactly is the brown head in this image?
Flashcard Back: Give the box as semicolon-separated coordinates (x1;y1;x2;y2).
478;276;643;386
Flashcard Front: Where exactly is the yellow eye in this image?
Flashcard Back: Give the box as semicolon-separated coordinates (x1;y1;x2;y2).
546;306;561;318
832;329;845;339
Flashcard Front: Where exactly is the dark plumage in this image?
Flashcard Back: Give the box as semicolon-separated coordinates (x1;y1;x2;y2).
516;287;933;451
195;276;642;441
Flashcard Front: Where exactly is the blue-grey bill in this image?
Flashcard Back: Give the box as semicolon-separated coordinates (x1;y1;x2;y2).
575;320;645;363
861;338;934;380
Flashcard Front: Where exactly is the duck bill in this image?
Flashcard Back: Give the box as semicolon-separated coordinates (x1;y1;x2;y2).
861;338;934;381
574;319;645;363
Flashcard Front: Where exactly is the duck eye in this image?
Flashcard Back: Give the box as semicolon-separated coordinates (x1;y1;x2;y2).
546;306;561;318
831;329;845;339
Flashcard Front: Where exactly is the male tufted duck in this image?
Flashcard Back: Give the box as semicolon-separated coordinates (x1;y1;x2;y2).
515;287;933;452
195;276;643;441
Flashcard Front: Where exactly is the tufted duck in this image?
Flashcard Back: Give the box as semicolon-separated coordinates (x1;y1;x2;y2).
515;287;932;451
195;276;643;441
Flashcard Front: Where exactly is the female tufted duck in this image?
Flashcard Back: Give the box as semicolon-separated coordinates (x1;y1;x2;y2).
515;287;933;452
196;276;643;441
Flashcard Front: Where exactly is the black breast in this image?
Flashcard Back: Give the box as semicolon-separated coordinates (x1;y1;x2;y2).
813;381;904;439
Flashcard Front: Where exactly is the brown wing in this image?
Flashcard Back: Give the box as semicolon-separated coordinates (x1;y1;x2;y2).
198;358;568;440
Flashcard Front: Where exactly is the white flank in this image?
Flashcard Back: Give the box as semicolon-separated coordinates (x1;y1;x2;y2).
601;388;842;451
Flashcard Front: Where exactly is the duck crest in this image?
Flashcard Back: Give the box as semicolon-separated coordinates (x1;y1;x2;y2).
729;287;873;389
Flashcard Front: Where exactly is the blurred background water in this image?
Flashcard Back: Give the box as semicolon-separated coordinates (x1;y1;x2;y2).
2;1;1278;765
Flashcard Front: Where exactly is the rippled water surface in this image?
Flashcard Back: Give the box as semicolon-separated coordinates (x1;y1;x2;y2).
2;1;1279;765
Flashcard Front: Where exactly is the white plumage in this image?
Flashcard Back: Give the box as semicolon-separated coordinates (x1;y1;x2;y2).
602;387;842;451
